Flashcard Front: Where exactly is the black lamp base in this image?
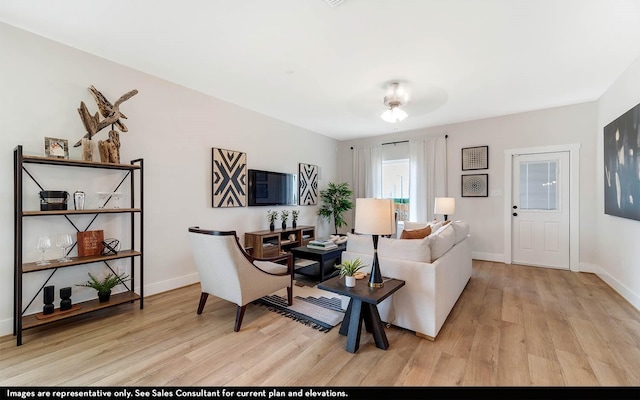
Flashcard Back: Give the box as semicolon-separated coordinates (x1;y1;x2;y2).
368;235;384;288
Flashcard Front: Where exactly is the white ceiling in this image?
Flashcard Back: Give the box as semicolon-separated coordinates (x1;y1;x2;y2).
2;0;640;141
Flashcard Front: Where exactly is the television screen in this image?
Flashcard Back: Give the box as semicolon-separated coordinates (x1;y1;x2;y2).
247;169;297;206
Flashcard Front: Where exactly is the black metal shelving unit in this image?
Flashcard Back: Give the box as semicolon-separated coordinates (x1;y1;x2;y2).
13;145;144;346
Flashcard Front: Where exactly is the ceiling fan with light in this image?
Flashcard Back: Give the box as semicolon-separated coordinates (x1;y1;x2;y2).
381;81;409;123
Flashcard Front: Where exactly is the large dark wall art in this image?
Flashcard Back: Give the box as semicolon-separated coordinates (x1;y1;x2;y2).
604;103;640;221
212;148;247;207
299;163;318;205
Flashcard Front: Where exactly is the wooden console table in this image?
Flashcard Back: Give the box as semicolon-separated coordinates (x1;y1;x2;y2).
244;226;315;258
318;275;405;353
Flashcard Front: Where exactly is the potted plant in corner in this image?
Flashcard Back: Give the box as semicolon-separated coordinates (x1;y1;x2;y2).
280;210;290;229
318;182;353;235
291;210;299;228
77;271;130;302
267;210;278;231
337;258;366;287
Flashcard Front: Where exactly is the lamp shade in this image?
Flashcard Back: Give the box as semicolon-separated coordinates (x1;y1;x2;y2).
354;198;396;235
434;197;456;216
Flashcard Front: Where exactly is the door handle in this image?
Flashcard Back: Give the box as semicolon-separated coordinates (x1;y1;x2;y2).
513;212;518;217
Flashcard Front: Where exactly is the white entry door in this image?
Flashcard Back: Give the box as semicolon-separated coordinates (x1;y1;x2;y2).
512;151;570;269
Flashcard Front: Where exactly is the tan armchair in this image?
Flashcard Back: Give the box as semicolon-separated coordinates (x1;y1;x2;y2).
187;227;293;331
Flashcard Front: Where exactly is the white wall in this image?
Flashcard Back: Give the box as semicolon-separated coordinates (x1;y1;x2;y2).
338;102;598;265
596;54;640;310
0;23;339;336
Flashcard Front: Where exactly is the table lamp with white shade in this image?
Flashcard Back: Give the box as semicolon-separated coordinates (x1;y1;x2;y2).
354;198;396;288
434;197;456;221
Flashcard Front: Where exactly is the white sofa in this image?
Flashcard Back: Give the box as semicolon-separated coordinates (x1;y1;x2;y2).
341;220;472;340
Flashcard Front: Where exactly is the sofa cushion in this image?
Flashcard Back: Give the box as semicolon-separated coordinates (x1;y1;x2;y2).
451;220;470;244
346;232;373;254
379;236;431;263
400;225;431;239
402;221;431;230
430;224;456;261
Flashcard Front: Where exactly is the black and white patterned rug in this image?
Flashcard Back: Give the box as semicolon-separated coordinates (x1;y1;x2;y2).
255;282;345;332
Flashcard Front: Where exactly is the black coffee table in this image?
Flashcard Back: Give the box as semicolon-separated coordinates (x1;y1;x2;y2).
318;275;405;353
290;243;346;282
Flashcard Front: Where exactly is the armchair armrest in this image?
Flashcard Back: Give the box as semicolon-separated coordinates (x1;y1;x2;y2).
234;236;293;275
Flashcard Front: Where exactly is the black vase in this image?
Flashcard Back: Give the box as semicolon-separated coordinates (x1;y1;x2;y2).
292;221;297;228
282;221;287;229
98;290;111;303
269;222;275;231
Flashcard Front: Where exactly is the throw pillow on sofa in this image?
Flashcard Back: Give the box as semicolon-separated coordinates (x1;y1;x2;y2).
451;220;470;244
400;225;431;239
379;236;431;263
429;223;456;261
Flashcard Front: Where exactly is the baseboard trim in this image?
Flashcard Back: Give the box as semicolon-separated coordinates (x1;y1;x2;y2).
586;263;640;313
471;251;504;263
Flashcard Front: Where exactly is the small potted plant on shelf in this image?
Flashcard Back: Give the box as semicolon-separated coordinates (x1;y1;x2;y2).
267;210;278;231
336;258;367;287
292;210;299;228
77;271;130;303
280;210;290;229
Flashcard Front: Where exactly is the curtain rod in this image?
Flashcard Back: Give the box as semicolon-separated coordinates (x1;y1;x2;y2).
350;134;447;149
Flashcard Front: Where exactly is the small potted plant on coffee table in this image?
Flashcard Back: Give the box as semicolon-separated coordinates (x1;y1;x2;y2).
77;271;130;303
337;258;366;287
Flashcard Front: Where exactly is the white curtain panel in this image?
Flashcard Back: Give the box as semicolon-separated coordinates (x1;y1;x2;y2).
409;136;447;222
352;145;383;198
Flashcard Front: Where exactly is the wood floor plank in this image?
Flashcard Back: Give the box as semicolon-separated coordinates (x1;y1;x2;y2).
2;261;640;387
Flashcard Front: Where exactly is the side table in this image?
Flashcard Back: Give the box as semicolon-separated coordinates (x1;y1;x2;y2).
318;275;405;353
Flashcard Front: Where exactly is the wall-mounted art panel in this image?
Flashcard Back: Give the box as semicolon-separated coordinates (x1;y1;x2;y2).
299;163;318;205
462;145;488;170
604;103;640;221
212;148;246;207
462;174;488;197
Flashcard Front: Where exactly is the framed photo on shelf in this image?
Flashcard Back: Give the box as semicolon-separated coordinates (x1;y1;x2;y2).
77;230;105;257
462;174;488;197
44;137;69;159
462;145;488;170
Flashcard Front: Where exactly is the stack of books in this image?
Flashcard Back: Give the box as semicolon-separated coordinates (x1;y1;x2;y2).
307;239;338;250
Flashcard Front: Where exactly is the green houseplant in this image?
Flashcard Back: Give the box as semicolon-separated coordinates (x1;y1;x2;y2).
292;210;299;228
280;210;290;229
267;209;278;231
318;182;353;235
77;271;130;302
336;258;366;287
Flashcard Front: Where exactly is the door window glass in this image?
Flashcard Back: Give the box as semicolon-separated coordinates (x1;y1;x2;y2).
519;161;558;210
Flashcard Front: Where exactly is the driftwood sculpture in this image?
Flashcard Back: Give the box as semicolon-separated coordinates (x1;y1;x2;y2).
76;85;137;163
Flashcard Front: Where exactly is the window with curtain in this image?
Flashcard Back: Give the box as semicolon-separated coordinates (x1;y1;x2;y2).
382;159;410;221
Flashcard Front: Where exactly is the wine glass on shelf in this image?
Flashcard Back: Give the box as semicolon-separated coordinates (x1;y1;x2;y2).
56;234;73;262
112;192;123;209
36;236;51;266
97;192;110;209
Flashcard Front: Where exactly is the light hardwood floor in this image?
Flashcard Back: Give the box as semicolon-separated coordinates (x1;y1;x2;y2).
2;260;640;386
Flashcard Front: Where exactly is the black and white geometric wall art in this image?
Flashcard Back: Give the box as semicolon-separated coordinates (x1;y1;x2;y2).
462;145;489;170
299;163;318;205
604;102;640;221
461;174;488;197
212;148;247;207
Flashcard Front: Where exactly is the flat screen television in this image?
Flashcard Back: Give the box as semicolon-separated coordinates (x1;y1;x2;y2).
247;169;298;206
